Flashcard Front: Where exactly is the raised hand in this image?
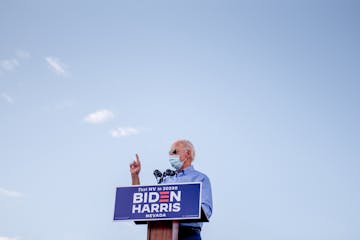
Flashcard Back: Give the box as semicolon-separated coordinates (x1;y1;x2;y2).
129;154;141;185
130;153;141;175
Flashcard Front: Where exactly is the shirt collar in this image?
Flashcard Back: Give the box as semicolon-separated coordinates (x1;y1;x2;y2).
177;165;194;176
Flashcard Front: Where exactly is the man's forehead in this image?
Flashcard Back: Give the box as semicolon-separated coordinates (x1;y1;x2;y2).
171;142;182;149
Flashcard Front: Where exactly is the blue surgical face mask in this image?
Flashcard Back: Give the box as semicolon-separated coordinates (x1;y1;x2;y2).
169;155;183;170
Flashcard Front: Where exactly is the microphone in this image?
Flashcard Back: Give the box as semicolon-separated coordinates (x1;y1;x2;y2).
153;169;176;184
153;169;162;178
165;169;176;176
153;169;163;184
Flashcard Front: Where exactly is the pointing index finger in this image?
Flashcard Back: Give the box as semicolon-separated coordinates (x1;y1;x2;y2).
135;153;141;165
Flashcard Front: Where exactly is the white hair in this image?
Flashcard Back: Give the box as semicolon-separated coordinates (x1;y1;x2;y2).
176;139;196;161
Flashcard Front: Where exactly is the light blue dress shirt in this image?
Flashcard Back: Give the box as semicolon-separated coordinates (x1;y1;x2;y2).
162;165;213;229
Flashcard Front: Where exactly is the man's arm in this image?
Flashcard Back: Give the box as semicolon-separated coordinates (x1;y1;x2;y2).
201;175;213;219
130;153;141;185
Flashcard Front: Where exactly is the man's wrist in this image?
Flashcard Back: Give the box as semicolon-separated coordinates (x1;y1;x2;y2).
131;174;140;185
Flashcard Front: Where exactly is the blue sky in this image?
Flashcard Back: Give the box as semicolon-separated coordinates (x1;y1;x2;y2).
1;0;359;239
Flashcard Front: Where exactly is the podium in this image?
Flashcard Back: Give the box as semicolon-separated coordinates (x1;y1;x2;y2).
135;207;209;240
114;183;208;240
143;220;179;240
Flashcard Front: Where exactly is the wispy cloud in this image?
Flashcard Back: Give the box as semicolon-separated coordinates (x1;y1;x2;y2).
0;187;23;198
0;236;19;240
45;56;67;76
0;59;19;71
1;93;14;104
0;50;30;74
84;109;114;124
110;127;139;137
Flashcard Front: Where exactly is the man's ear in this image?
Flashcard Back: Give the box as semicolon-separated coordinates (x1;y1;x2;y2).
186;150;191;158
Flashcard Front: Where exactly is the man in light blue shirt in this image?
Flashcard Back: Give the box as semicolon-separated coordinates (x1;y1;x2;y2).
130;139;213;240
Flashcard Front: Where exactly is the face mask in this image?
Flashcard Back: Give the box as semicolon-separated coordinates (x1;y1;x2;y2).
169;155;183;170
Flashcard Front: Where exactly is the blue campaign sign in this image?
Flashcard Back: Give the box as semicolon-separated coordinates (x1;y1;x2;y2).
114;182;202;221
